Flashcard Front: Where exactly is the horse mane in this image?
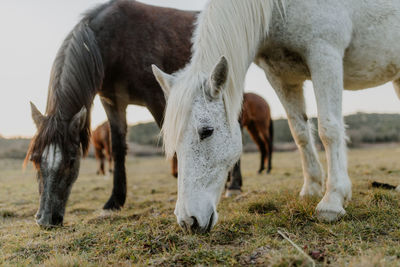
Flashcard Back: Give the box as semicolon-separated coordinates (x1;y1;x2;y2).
25;3;107;167
161;0;279;159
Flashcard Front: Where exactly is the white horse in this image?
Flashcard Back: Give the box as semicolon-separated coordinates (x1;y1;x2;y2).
152;0;400;232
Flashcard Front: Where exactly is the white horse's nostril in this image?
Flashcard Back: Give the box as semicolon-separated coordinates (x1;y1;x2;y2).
190;216;199;232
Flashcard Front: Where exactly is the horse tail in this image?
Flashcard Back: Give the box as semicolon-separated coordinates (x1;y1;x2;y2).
46;20;104;157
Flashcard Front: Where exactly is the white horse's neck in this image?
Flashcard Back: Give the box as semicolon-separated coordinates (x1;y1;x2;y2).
189;0;276;125
161;0;279;158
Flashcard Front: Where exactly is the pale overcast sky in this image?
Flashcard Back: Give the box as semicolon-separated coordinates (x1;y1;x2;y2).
0;0;399;138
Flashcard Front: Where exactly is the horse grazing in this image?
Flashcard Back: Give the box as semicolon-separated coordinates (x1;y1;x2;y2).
25;0;196;227
91;121;112;175
241;93;273;174
153;0;400;232
171;92;273;179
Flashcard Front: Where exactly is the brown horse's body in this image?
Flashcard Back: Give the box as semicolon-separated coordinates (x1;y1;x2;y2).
27;0;197;213
172;92;273;178
241;93;273;174
91;121;112;175
90;1;197;210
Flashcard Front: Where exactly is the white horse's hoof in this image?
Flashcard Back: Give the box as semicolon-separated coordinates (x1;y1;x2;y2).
316;200;345;222
225;189;241;198
396;186;400;192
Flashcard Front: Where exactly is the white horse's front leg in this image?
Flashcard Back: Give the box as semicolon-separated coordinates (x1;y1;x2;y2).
308;45;352;222
259;63;325;197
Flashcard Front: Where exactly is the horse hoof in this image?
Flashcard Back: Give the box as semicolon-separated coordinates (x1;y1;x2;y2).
396;186;400;192
103;198;123;211
316;201;345;222
225;189;241;197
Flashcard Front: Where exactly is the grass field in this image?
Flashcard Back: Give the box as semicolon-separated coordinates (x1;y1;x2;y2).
1;146;400;266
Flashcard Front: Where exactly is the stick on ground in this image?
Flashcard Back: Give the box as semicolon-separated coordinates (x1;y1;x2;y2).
278;230;316;267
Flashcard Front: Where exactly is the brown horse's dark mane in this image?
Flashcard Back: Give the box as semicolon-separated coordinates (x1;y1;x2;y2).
25;3;107;168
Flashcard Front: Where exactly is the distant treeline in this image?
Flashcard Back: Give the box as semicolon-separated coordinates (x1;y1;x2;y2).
2;113;400;159
128;113;400;147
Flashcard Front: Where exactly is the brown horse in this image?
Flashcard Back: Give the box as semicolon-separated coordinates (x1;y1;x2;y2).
241;93;273;174
25;0;250;227
171;92;273;178
91;121;112;175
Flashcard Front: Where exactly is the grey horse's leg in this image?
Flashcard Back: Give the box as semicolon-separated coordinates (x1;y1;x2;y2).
308;45;352;222
259;61;325;198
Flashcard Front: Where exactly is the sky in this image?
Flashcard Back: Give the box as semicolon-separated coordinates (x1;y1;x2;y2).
0;0;399;138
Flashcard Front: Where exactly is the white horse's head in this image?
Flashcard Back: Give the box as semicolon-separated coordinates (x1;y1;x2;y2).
153;57;242;233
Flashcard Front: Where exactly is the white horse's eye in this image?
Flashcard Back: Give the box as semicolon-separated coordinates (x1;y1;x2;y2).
199;126;214;140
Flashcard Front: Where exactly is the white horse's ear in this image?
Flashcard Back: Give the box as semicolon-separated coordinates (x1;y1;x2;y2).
30;102;45;129
69;106;87;141
209;56;229;99
152;65;174;99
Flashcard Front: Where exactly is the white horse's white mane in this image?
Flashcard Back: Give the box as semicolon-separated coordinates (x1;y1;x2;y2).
162;0;280;158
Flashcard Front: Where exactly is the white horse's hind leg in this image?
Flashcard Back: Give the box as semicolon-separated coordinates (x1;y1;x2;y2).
308;45;352;222
259;64;324;197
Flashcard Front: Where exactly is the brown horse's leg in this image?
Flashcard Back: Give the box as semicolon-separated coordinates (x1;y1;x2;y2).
171;154;178;178
266;121;273;174
102;99;128;210
262;121;273;174
104;142;113;173
263;137;270;174
94;147;105;175
225;125;243;197
225;159;242;197
247;122;267;174
108;156;113;173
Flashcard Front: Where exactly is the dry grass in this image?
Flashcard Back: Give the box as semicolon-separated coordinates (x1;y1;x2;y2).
1;146;400;266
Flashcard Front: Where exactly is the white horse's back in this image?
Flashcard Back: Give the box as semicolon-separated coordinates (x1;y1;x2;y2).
262;0;400;90
343;0;400;89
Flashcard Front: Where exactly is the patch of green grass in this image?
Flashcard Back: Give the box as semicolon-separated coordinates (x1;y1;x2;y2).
248;200;279;214
1;146;400;266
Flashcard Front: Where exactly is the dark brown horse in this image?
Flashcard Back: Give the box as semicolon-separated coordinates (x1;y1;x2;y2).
91;121;112;175
25;0;197;227
171;92;273;178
